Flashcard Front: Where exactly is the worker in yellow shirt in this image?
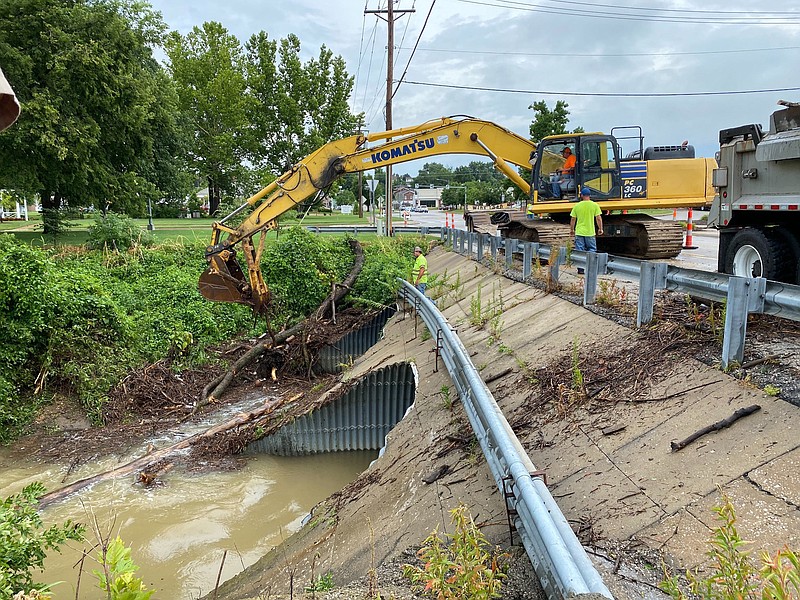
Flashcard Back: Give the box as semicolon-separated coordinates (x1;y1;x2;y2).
412;246;428;294
569;187;604;274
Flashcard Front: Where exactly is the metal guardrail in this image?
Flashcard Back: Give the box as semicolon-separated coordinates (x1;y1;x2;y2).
442;227;800;369
399;281;613;600
305;225;442;235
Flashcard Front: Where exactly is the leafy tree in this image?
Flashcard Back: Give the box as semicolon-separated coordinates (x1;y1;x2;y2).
244;32;362;174
0;0;189;232
414;162;454;187
453;161;504;184
0;483;85;599
165;21;250;216
528;100;584;142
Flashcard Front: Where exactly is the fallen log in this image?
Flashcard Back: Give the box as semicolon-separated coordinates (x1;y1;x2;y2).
38;393;302;509
670;404;761;452
199;239;365;407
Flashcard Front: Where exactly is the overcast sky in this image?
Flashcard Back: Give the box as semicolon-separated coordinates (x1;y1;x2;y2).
147;0;800;175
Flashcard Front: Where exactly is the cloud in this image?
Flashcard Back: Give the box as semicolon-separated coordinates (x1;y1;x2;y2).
148;0;800;172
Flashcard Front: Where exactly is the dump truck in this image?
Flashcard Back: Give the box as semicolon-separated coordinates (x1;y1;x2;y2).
708;102;800;285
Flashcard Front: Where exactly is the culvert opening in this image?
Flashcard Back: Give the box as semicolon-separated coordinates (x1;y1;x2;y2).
246;362;417;456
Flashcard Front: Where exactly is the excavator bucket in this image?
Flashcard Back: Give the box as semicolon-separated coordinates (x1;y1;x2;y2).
198;253;253;306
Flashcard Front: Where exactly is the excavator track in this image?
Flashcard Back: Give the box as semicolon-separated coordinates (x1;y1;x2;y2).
496;214;684;260
464;209;527;235
497;219;571;246
604;215;684;259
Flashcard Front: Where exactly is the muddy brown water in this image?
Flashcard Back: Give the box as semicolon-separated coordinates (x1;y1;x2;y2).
0;444;374;599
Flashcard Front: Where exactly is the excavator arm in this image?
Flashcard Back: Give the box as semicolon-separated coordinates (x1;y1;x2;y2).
199;117;536;312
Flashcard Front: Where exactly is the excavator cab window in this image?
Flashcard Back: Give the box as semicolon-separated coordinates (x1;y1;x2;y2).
534;139;578;200
579;137;621;199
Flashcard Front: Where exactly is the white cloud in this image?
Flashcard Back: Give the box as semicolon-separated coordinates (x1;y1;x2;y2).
148;0;800;172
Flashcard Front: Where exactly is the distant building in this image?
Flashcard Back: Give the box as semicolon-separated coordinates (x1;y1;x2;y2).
416;186;442;208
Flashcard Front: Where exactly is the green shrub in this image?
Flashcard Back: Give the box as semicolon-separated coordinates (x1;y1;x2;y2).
93;536;154;600
661;492;800;599
403;503;507;599
0;483;85;600
86;212;155;251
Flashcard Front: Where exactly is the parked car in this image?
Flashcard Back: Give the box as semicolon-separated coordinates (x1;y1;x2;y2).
412;205;429;213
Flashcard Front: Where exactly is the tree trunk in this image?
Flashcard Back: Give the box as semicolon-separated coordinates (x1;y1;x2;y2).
40;189;56;234
208;177;221;216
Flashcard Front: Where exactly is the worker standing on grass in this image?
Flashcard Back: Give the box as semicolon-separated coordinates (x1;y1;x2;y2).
412;245;428;294
569;187;604;274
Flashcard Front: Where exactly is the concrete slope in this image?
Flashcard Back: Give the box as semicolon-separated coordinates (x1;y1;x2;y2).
211;246;800;600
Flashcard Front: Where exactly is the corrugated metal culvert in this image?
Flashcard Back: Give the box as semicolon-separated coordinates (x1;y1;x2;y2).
315;306;396;373
246;362;416;456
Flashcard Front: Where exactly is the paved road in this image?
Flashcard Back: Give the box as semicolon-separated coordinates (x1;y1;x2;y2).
408;209;720;273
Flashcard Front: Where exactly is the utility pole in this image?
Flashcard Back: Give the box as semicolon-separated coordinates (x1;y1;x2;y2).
365;1;414;236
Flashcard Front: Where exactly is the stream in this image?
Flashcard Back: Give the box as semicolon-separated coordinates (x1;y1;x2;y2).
0;394;375;599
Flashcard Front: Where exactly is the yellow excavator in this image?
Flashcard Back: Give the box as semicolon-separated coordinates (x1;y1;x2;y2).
199;117;715;312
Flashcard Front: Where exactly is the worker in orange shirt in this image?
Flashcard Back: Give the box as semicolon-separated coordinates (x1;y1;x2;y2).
551;146;576;198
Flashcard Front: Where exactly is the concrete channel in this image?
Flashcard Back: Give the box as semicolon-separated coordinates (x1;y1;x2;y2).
211;245;800;600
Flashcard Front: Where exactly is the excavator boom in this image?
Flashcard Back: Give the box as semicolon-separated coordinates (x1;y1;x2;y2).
199;117;537;311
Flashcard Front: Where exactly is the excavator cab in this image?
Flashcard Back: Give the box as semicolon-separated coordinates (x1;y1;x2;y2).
532;134;622;201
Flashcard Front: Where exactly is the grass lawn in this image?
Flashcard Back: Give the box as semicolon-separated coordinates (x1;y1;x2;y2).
0;211;416;247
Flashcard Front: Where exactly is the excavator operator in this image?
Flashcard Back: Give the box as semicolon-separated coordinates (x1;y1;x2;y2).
551;146;576;198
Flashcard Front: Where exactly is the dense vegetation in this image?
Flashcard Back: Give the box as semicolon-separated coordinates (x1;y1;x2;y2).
0;228;420;443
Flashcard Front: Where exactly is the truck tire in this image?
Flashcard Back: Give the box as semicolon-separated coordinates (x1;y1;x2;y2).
724;227;792;281
770;226;800;285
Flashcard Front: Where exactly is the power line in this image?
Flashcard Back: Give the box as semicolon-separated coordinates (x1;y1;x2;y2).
400;79;800;97
397;44;800;58
455;0;800;25
494;0;800;17
393;0;436;99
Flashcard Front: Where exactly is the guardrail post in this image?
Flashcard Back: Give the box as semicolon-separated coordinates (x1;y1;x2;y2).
505;238;517;268
490;236;499;261
468;232;475;258
549;246;566;282
522;242;533;279
477;233;485;262
583;252;602;306
459;229;466;254
722;276;767;369
636;262;668;326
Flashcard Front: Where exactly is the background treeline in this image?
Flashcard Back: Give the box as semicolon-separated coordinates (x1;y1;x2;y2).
0;0;361;230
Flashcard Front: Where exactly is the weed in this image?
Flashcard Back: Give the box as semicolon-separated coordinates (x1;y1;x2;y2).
596;279;627;307
488;286;505;341
469;284;484;327
304;571;334;594
402;504;508;599
93;536;155;600
439;385;454;410
497;343;513;355
421;326;432;341
660;492;800;599
477;363;488;371
764;384;781;397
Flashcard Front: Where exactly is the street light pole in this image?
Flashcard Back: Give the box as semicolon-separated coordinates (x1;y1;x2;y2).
147;198;155;231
